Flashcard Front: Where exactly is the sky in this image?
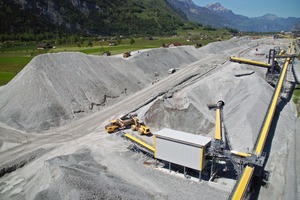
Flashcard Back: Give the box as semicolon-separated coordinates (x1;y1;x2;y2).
193;0;300;18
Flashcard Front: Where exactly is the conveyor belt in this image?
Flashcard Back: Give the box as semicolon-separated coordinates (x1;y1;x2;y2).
124;133;155;152
254;57;291;155
230;43;293;199
215;108;222;140
231;166;254;200
230;56;271;68
279;49;285;56
230;57;291;199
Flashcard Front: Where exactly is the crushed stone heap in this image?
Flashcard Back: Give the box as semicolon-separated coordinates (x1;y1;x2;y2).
0;38;252;132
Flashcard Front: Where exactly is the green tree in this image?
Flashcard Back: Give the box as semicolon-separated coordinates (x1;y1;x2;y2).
130;37;135;45
117;38;122;45
87;40;93;47
69;35;79;43
55;38;63;45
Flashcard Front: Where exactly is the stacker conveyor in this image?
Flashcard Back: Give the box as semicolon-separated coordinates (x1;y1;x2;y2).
229;41;296;199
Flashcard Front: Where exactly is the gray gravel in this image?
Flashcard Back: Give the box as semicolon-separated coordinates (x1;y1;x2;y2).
0;37;298;200
29;148;152;200
0;47;201;132
0;37;261;133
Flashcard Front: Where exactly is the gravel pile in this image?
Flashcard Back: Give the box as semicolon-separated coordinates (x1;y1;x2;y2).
144;66;274;152
0;46;201;132
25;148;152;200
0;37;261;133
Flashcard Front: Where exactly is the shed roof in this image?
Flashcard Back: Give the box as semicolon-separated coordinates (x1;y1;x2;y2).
155;128;211;147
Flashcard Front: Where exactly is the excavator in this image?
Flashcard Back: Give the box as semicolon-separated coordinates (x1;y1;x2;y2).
105;113;151;135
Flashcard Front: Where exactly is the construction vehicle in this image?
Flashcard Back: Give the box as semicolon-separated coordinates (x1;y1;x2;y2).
131;117;151;135
105;113;151;135
105;117;134;133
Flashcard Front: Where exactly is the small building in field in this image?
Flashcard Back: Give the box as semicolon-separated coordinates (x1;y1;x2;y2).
37;43;53;49
123;51;131;58
168;42;182;47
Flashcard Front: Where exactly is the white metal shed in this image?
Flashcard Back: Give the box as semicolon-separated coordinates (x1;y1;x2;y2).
154;128;211;172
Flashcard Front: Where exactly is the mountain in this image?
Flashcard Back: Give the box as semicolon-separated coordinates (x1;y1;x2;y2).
205;2;300;32
0;0;186;37
205;2;231;14
248;14;300;32
166;0;231;27
168;1;300;32
2;0;299;39
292;21;300;31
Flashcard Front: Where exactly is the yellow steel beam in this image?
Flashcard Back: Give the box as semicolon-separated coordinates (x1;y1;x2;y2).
255;58;291;155
154;135;157;158
278;49;285;56
124;133;155;152
230;56;271;68
232;166;254;200
200;147;204;171
215;108;222;140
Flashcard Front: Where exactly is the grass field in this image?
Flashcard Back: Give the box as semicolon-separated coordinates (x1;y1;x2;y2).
293;84;300;116
0;54;33;85
0;71;16;85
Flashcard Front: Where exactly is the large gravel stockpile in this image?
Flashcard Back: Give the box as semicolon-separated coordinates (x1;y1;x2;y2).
0;47;199;132
144;61;274;152
26;148;151;200
0;37;298;200
0;37;263;133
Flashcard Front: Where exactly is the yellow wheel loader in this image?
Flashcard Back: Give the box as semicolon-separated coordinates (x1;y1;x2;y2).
131;117;151;135
105;113;150;135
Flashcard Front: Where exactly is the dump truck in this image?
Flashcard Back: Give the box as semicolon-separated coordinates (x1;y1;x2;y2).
105;118;133;133
105;114;136;133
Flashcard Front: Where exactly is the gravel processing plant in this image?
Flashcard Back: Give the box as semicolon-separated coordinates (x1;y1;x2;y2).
0;37;299;200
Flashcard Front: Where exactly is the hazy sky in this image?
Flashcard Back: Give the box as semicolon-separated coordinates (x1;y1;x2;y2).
193;0;300;18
